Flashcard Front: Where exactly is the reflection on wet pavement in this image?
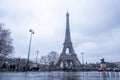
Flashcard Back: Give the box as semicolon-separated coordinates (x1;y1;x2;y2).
0;71;119;80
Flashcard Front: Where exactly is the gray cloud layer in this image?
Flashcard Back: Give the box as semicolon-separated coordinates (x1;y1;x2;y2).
0;0;120;63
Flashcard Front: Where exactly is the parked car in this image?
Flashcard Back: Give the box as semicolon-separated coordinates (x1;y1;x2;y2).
113;68;120;72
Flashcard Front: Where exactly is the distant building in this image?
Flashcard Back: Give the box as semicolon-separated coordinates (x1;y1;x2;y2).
113;62;120;68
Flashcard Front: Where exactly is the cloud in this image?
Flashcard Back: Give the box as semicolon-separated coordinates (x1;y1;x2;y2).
0;0;120;63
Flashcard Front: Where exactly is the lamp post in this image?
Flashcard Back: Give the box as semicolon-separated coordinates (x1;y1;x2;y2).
36;50;39;64
81;52;84;70
26;29;34;71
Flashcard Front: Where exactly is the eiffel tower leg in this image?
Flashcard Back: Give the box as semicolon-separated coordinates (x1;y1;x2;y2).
62;46;66;54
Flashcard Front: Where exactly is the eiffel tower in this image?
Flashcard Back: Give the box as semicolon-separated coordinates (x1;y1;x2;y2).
56;12;81;70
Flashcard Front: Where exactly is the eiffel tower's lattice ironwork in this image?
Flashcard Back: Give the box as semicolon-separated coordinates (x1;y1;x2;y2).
56;12;81;70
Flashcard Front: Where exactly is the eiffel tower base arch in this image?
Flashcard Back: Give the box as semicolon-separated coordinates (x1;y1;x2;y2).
55;54;81;71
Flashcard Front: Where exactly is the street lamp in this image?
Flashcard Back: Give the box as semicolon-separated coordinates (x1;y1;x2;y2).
36;50;39;64
81;52;84;65
26;29;34;71
81;52;84;70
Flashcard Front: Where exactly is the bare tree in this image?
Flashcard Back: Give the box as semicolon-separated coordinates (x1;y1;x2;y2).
39;51;59;66
39;51;59;70
0;25;14;59
39;56;49;65
47;51;59;66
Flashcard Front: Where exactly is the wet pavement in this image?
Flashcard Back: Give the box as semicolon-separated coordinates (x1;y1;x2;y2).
0;71;120;80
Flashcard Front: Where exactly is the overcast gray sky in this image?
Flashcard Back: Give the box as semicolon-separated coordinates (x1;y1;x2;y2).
0;0;120;63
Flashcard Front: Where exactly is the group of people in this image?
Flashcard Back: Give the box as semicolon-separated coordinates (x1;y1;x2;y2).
1;62;26;71
1;62;40;71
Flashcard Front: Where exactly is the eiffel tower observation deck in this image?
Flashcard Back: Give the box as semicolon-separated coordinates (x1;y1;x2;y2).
56;12;81;71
